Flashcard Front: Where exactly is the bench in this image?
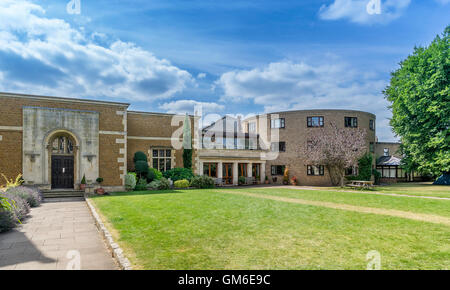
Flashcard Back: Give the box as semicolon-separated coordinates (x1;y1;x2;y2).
347;180;374;189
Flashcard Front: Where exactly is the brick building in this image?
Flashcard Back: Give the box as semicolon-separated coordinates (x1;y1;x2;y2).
0;92;197;191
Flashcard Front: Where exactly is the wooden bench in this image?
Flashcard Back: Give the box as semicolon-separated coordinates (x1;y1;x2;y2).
347;180;374;189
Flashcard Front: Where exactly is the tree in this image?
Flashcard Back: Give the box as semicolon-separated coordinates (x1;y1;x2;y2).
133;151;149;178
299;122;368;186
182;113;193;169
384;26;449;176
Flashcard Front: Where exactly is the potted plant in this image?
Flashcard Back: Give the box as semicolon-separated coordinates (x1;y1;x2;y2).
283;167;289;185
290;176;298;186
272;176;278;183
80;174;86;191
265;176;270;184
238;176;246;186
95;177;105;195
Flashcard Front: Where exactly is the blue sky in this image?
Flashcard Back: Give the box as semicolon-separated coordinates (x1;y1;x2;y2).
0;0;448;141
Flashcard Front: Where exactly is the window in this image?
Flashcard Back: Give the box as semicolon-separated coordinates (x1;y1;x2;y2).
345;117;358;128
307;165;324;176
307;116;324;127
152;149;172;172
370;120;375;131
271;165;285;176
370;142;375;153
271;142;286;152
345;167;358;176
203;163;218;177
271;118;285;129
51;136;74;155
384;148;390;156
248;122;256;133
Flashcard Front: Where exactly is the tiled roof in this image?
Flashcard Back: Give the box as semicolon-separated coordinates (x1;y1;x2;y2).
377;156;402;166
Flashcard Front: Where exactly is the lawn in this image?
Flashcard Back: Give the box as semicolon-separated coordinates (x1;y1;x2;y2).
91;184;450;270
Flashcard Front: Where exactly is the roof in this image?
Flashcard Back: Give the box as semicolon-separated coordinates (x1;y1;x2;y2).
377;156;402;166
0;91;130;107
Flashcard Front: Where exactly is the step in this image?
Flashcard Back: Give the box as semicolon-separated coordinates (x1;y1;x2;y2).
43;190;85;199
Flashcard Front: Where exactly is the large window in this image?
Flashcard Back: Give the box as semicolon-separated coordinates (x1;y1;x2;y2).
384;148;390;156
271;142;286;152
271;165;285;176
203;163;218;177
370;120;375;131
271;118;285;129
307;165;324;176
307;116;324;127
248;122;256;133
345;117;358;128
51;136;74;155
152;149;172;172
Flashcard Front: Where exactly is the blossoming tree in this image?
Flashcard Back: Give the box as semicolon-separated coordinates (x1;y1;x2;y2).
299;122;368;186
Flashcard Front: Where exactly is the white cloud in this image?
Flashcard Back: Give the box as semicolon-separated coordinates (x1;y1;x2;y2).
319;0;411;24
197;73;207;79
216;60;397;141
0;0;193;101
159;99;225;114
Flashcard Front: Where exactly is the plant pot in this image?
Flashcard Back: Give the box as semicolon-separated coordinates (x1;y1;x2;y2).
80;184;86;191
96;188;105;195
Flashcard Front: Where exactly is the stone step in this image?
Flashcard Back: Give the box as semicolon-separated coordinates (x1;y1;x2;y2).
43;190;85;199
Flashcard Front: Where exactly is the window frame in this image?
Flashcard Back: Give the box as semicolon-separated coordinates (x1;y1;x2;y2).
307;116;324;128
344;117;358;128
307;165;325;176
369;119;375;131
271;118;285;129
271;165;285;176
151;148;173;172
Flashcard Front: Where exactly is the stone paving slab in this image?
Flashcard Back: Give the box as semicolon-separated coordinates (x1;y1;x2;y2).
0;200;118;270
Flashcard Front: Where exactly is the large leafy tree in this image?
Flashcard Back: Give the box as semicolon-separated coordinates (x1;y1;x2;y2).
384;26;449;176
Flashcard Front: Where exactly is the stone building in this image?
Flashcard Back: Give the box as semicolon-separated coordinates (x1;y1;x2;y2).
0;92;197;191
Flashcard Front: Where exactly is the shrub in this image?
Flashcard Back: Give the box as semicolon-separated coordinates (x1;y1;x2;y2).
125;172;137;191
3;193;30;221
135;178;148;191
135;160;149;177
81;174;86;185
183;148;192;169
1;173;24;190
358;153;373;181
148;177;171;190
174;179;190;188
163;168;194;182
0;208;16;233
373;169;381;185
133;151;148;163
146;169;155;183
190;175;215;189
238;176;246;185
6;186;42;208
149;168;163;180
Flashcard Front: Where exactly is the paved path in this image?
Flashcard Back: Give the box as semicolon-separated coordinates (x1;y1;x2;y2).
0;200;117;270
222;190;450;226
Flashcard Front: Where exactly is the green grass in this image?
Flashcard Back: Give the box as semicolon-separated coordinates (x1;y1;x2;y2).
91;187;450;270
368;183;450;198
222;187;450;218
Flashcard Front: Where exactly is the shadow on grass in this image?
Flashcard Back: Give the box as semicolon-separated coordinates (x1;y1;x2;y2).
91;189;187;198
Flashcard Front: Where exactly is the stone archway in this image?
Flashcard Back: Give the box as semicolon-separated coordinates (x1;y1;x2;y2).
45;130;80;189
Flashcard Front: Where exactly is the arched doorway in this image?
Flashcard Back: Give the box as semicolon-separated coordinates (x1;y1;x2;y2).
49;134;76;189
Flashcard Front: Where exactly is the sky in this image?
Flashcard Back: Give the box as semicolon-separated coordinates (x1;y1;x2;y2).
0;0;448;141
